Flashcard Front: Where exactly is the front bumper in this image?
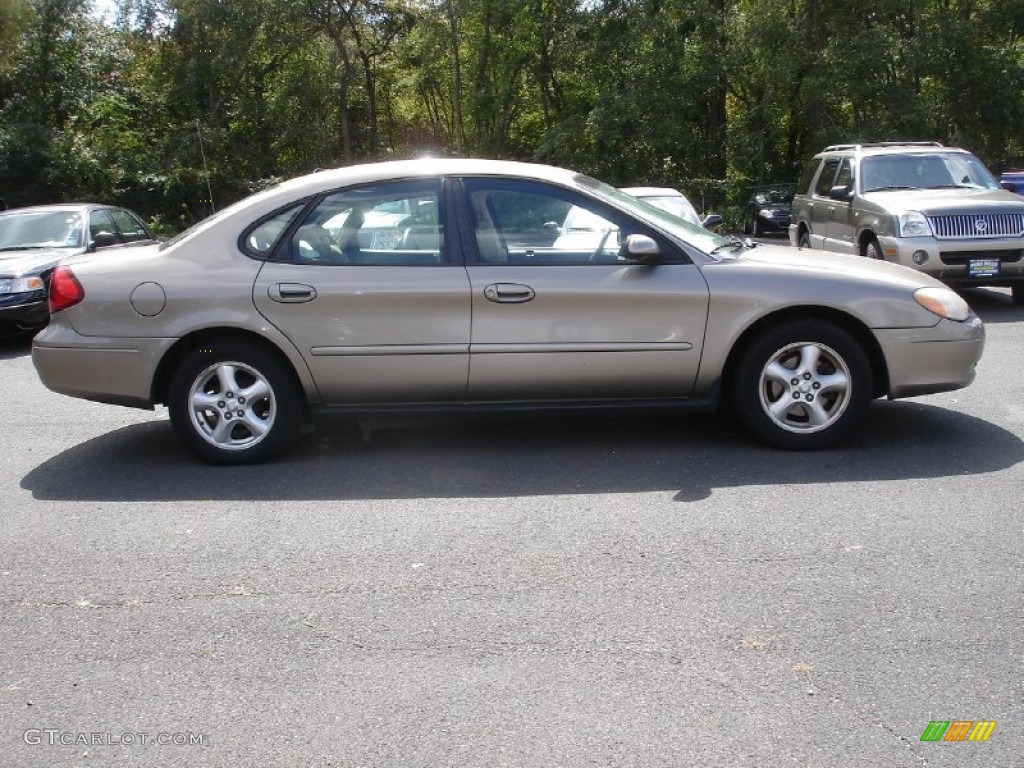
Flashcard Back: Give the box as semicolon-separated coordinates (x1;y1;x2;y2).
876;235;1024;286
0;293;48;330
33;322;176;409
875;314;985;399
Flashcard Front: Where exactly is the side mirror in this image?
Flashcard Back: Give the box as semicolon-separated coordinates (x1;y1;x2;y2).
701;213;724;229
828;185;853;201
542;221;561;233
90;231;118;251
622;234;660;264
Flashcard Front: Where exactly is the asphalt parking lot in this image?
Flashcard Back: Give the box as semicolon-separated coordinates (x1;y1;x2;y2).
1;279;1021;767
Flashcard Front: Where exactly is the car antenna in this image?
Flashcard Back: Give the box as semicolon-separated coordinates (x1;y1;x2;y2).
195;120;216;214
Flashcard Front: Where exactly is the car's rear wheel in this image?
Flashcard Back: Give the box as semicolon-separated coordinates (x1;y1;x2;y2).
732;320;873;450
169;341;301;464
863;236;883;260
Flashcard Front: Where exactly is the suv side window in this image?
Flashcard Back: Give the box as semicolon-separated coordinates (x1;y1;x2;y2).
814;158;842;197
797;160;820;195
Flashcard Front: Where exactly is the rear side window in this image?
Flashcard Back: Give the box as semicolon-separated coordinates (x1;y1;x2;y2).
797;160;820;195
242;203;306;258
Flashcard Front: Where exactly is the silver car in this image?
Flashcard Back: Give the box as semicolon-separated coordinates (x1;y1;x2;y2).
33;159;984;464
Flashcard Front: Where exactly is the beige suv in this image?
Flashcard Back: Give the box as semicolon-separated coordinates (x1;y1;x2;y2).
789;142;1024;304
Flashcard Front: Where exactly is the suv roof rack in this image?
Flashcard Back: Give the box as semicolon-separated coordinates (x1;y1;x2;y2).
822;141;945;152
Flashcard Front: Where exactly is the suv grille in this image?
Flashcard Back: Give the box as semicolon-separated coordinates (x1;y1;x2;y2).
927;213;1024;239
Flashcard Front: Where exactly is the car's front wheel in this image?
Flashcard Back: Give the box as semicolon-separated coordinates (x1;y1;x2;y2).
169;341;301;464
797;229;811;249
732;320;873;450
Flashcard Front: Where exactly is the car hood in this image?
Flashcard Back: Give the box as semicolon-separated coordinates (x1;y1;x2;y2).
730;242;939;289
860;188;1024;215
0;248;70;278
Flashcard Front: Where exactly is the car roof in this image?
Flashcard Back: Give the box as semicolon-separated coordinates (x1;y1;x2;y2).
276;158;583;198
0;203;114;217
621;186;685;197
816;142;970;158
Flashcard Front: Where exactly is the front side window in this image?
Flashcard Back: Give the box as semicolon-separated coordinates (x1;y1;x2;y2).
814;158;842;197
835;158;855;190
463;179;660;265
109;209;151;242
290;179;444;266
89;210;119;244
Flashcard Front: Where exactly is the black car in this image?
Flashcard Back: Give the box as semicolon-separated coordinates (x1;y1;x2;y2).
0;203;156;332
743;186;794;236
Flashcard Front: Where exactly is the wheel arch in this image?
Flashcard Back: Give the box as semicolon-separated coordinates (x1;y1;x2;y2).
858;228;881;257
151;327;312;410
721;306;890;402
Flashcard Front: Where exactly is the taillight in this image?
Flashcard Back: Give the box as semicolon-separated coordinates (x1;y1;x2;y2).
49;266;85;314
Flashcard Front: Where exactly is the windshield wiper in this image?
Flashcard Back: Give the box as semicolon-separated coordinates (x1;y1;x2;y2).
710;236;757;255
864;185;918;192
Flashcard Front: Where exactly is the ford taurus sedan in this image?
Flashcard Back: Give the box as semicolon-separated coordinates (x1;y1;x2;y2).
32;159;984;464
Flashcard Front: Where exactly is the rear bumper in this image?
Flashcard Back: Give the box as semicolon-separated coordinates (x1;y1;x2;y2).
875;315;985;399
32;322;175;409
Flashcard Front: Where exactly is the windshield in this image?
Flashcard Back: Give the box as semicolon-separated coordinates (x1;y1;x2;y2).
577;176;732;256
861;152;999;192
0;210;85;251
634;195;701;227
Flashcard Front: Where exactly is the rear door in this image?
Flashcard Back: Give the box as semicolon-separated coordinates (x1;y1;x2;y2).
457;178;710;401
252;178;472;404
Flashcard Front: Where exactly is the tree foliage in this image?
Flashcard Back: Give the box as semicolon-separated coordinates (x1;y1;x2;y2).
2;0;1024;225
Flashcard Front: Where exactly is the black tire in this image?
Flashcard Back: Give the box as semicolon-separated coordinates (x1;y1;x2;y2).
732;319;873;450
1012;284;1024;306
863;236;883;260
168;341;301;464
751;215;763;237
798;229;811;249
742;215;752;235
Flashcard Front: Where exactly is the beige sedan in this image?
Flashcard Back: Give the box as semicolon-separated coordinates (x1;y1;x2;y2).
33;159;984;464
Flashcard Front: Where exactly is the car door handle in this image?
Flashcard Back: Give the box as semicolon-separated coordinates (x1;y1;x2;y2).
269;283;317;303
483;283;535;303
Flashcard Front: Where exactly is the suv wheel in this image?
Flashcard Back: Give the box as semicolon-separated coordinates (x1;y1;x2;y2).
863;237;883;260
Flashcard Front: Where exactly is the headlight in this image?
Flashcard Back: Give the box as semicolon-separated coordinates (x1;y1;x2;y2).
914;287;970;321
0;276;46;296
899;211;933;237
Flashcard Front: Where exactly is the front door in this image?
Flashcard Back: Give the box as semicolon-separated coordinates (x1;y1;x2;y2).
458;178;710;401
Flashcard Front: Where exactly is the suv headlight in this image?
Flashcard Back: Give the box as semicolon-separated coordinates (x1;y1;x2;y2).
898;211;933;237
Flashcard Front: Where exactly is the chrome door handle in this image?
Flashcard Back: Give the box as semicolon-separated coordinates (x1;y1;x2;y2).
483;283;535;303
269;283;317;303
